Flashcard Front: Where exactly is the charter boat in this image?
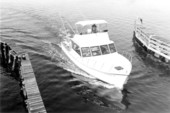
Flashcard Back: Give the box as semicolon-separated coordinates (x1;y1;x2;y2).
60;19;132;90
134;18;170;63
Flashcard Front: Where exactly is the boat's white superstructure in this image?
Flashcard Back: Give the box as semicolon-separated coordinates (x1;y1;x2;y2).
134;18;170;63
60;19;132;90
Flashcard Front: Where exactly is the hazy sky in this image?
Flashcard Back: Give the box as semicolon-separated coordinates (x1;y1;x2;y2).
1;0;170;12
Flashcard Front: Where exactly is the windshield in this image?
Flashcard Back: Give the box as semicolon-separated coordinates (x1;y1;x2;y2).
90;46;101;56
100;45;110;55
81;47;91;57
72;41;81;56
80;43;116;57
109;43;116;53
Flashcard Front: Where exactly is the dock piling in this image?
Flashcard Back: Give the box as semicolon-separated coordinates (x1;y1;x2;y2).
0;41;47;113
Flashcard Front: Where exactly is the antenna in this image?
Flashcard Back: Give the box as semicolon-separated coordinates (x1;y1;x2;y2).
58;13;76;34
58;13;66;31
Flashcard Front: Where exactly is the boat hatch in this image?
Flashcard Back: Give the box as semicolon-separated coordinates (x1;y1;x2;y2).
114;66;124;70
75;20;108;35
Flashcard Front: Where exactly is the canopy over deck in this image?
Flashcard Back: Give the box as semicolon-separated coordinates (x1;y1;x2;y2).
75;20;108;34
75;20;107;26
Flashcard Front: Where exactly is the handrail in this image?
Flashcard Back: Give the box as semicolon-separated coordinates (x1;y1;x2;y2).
150;37;170;49
58;14;66;31
149;37;170;56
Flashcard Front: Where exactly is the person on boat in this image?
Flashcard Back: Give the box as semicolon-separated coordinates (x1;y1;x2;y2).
91;24;98;33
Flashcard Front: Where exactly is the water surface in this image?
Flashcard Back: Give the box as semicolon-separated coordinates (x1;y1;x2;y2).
1;0;170;113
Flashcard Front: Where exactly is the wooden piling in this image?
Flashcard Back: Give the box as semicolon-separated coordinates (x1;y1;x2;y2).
0;40;47;113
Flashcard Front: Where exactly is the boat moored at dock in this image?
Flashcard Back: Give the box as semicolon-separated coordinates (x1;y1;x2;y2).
134;18;170;63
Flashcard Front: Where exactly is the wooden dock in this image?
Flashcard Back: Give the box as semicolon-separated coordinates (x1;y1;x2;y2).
0;40;47;113
21;53;47;113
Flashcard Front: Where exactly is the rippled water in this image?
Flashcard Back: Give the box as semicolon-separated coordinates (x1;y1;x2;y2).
1;0;170;113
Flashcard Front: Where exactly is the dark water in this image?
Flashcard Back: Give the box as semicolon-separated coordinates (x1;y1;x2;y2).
1;0;170;113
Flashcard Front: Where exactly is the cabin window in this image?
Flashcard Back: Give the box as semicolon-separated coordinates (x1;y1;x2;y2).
81;47;91;57
72;41;81;56
109;43;116;53
100;45;110;55
90;46;101;56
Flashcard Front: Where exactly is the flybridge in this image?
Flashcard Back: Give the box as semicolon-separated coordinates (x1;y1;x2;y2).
75;20;107;26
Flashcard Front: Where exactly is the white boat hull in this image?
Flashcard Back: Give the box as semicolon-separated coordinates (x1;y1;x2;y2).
61;43;131;90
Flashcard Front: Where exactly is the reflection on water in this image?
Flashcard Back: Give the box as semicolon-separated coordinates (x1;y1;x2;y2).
1;0;170;113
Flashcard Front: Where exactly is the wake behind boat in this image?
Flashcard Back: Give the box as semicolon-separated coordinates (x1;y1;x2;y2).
59;17;132;90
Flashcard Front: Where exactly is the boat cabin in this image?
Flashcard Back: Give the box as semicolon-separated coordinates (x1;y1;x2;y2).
71;20;116;57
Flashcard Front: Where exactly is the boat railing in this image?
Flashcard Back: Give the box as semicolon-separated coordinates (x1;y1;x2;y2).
134;18;170;60
135;27;150;46
149;36;170;57
136;24;170;57
119;51;132;63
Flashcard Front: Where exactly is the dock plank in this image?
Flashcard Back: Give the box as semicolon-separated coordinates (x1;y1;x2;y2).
27;93;41;99
27;98;43;104
27;96;42;101
31;107;46;113
21;68;34;74
32;109;46;113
